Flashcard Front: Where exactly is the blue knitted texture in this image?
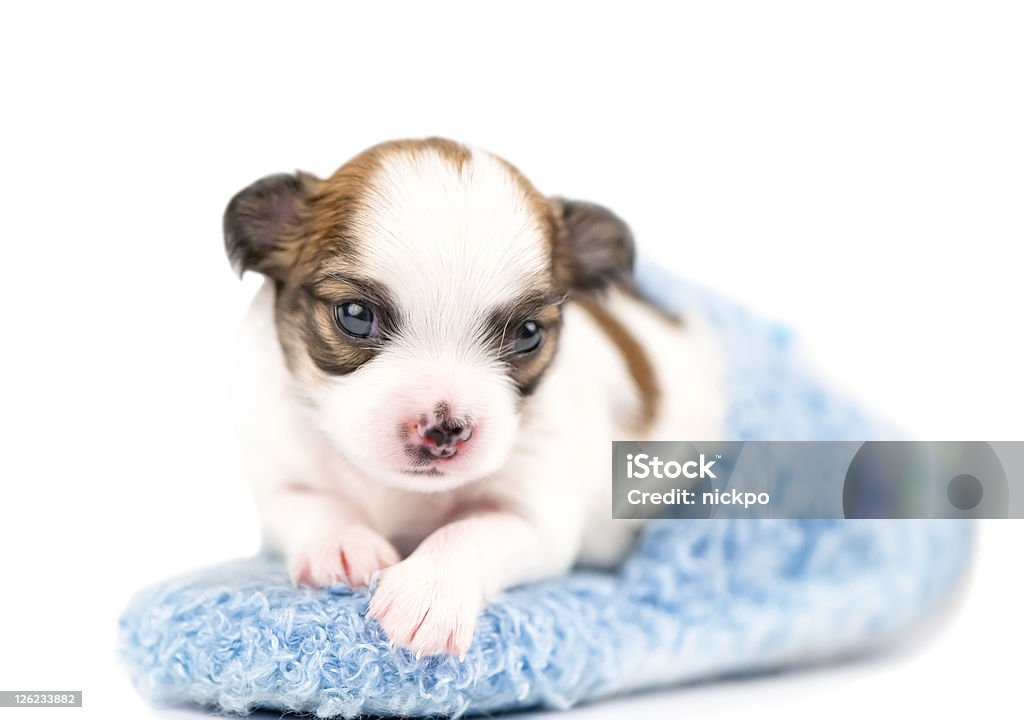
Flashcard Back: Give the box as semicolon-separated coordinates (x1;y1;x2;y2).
118;263;972;717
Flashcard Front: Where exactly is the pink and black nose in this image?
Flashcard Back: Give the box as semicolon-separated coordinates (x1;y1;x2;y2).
415;416;473;459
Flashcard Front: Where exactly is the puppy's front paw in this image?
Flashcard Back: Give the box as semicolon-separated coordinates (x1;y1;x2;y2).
289;526;400;588
367;558;483;659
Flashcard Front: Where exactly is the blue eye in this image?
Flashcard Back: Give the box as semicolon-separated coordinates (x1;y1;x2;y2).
334;302;378;338
513;321;543;353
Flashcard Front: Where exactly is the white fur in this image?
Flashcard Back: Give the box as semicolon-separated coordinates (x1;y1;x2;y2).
232;147;723;658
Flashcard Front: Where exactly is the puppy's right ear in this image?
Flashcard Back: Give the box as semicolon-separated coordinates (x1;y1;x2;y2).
223;172;318;278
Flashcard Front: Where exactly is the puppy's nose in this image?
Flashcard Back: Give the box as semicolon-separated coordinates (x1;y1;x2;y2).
416;417;473;458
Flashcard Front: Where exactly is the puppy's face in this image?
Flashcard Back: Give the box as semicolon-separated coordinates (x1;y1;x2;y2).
225;139;634;492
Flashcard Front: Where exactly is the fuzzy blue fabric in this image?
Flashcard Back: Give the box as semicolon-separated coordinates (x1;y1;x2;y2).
118;262;973;717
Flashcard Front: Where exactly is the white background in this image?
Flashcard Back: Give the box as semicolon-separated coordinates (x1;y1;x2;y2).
1;2;1022;718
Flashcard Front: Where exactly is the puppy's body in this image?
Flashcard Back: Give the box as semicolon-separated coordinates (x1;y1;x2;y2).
228;139;722;657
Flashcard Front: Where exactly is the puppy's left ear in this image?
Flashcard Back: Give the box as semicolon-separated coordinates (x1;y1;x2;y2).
551;198;636;293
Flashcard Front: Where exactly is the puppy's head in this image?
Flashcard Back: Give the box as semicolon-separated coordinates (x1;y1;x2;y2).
225;138;633;492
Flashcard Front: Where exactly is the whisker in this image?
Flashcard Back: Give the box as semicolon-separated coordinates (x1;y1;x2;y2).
497;309;516;351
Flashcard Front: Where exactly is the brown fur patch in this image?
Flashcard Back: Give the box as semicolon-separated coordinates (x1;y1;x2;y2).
282;138;471;280
576;298;661;432
485;294;564;396
278;273;401;376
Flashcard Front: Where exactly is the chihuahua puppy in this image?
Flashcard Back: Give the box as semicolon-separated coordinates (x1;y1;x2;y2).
225;138;722;658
